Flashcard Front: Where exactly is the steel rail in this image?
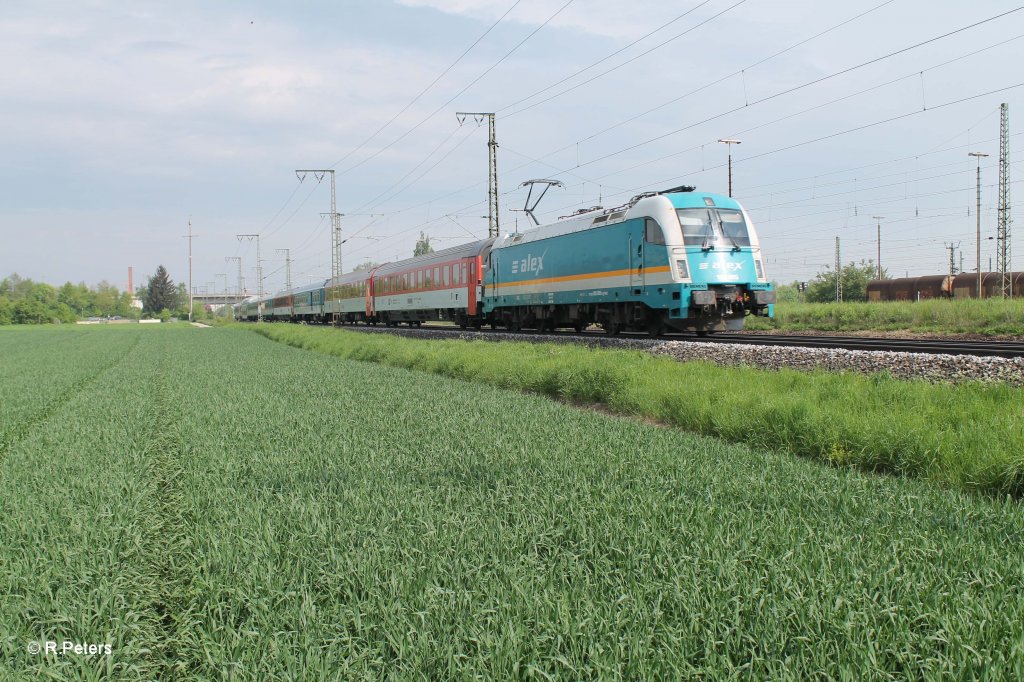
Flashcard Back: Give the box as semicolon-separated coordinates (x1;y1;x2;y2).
335;323;1024;359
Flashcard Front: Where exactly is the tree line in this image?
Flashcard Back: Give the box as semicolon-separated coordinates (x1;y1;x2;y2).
774;260;883;304
0;265;196;325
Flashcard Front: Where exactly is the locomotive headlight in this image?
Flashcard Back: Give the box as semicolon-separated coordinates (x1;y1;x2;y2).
676;259;689;279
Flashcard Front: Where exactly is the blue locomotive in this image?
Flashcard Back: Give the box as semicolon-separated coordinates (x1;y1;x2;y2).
237;186;774;335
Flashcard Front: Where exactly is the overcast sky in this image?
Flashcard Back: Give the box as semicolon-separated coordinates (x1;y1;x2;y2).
1;0;1022;293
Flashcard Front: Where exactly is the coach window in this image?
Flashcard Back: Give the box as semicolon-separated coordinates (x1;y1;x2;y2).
433;267;440;288
417;271;423;288
443;266;450;286
645;218;666;245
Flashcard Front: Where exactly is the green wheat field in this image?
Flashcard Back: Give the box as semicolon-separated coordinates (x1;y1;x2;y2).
1;324;1022;679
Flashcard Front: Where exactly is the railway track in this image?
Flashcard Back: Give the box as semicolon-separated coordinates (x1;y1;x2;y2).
341;324;1024;359
679;333;1024;359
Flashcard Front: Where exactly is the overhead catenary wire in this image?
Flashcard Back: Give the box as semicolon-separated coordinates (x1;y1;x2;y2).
358;10;1021;237
495;0;718;114
303;0;874;234
245;0;526;272
329;0;579;180
551;8;1024;178
293;6;1024;284
326;0;525;171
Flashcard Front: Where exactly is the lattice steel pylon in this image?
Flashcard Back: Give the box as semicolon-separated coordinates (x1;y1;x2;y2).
835;236;842;302
237;234;262;322
295;170;341;281
457;112;499;237
997;103;1012;297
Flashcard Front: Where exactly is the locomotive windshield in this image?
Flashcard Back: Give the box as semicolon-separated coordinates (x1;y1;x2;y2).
718;209;751;246
676;208;751;248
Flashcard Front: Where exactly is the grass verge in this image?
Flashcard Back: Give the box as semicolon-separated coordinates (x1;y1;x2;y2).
251;323;1024;497
745;298;1024;335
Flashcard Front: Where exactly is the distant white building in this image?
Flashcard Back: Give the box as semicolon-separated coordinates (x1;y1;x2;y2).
130;297;143;310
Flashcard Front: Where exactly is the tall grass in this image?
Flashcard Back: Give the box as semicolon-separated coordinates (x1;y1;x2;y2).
745;297;1024;334
3;325;1024;677
253;323;1024;497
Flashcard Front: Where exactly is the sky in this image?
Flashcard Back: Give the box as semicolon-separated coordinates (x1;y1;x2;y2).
1;0;1022;295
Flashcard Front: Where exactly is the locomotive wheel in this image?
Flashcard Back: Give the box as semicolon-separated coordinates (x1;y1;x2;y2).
573;322;585;333
647;318;665;338
603;321;621;336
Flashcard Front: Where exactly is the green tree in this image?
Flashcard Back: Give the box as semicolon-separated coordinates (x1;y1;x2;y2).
145;265;177;313
413;232;434;257
3;273;31;300
772;281;804;304
0;298;13;325
58;282;90;318
806;260;884;303
92;280;121;316
13;298;49;324
352;261;380;272
175;282;189;318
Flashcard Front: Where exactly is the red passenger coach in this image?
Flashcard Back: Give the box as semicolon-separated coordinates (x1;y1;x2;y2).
371;239;494;327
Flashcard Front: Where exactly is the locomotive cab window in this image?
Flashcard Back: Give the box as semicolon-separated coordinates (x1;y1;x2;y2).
645;218;666;245
676;207;750;248
718;209;751;247
677;208;716;246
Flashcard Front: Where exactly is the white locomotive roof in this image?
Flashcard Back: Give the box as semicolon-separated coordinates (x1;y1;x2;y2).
492;195;672;249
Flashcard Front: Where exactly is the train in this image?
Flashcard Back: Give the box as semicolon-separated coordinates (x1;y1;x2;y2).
237;186;775;335
867;272;1024;301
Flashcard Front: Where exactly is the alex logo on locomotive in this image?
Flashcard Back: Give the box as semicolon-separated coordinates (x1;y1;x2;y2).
698;261;744;270
510;253;545;276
